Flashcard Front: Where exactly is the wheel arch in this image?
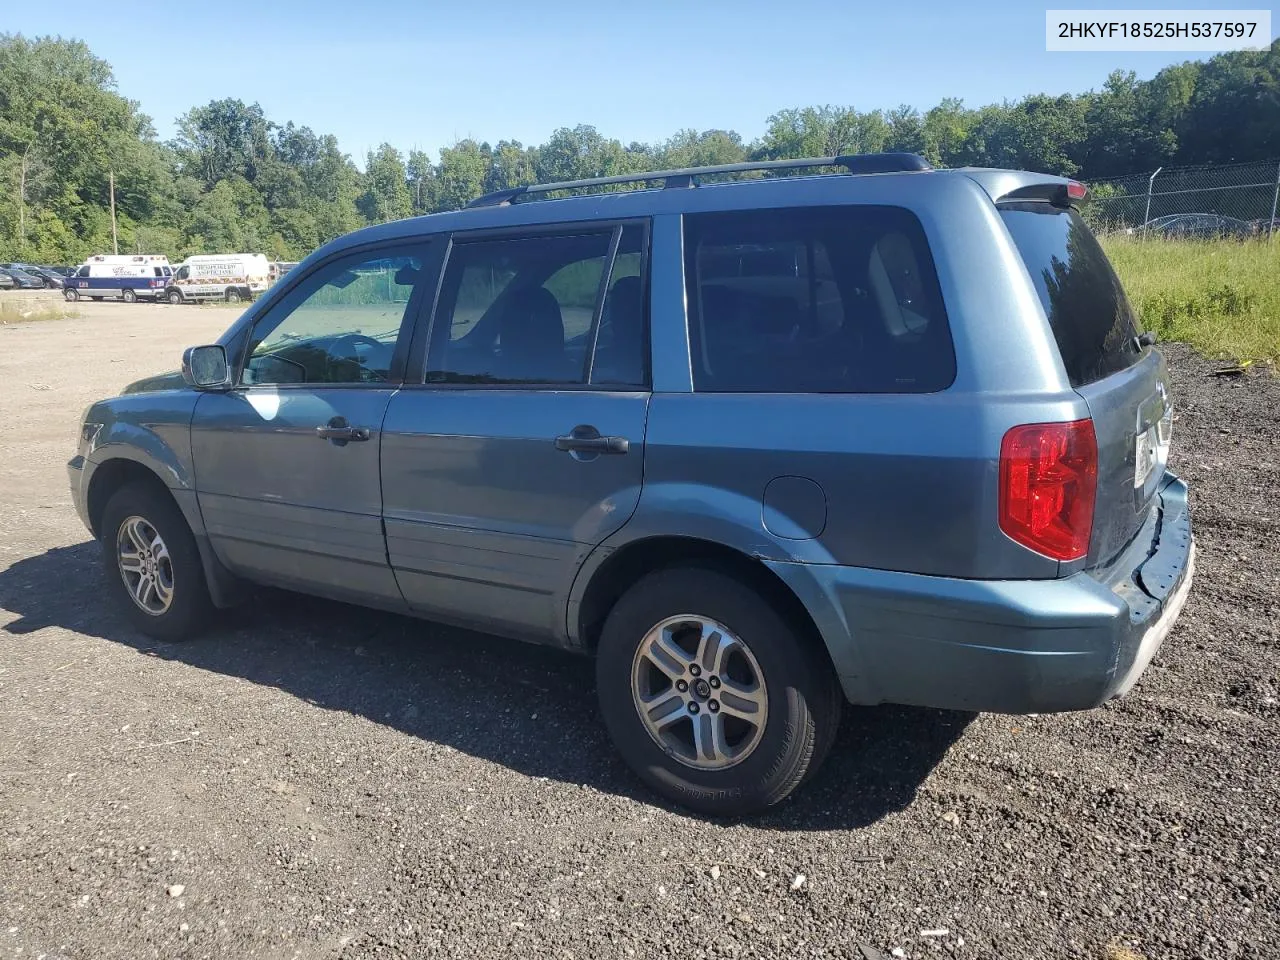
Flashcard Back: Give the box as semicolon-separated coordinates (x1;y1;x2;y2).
573;535;833;671
86;458;177;540
86;454;244;608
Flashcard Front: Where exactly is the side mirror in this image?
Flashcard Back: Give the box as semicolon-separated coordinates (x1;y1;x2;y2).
182;344;231;389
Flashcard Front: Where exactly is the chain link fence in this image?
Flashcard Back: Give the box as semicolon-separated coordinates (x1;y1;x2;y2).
1087;160;1280;239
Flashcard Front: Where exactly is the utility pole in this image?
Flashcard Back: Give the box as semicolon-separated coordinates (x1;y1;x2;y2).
109;169;119;255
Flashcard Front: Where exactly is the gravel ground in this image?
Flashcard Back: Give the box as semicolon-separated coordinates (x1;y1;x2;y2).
1;302;1277;960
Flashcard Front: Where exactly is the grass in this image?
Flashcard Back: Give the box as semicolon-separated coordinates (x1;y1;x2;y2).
0;299;79;324
1102;235;1280;366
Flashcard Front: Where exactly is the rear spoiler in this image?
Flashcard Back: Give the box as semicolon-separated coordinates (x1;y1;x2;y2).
997;179;1089;208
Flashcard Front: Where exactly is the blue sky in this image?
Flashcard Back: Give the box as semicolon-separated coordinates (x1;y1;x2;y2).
12;1;1256;164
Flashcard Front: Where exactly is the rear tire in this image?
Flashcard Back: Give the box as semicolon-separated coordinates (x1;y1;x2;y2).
167;289;183;305
121;288;137;303
596;566;840;817
100;483;213;641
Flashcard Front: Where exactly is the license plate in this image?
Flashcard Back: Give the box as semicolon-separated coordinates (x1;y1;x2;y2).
1135;427;1157;488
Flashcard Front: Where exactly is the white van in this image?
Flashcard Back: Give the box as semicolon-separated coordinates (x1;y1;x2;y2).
165;254;271;304
64;255;172;302
268;261;299;285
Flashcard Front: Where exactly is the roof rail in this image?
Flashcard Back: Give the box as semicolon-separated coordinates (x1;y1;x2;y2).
465;153;932;209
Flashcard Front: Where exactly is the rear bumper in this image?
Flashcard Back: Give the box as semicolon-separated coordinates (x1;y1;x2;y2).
767;472;1195;714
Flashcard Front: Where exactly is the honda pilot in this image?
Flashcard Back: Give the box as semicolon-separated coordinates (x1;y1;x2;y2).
68;154;1194;815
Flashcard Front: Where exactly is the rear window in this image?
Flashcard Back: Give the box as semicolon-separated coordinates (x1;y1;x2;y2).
999;203;1143;387
683;205;955;393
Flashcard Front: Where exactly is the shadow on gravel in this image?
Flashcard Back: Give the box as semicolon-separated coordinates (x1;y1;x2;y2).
1;542;972;830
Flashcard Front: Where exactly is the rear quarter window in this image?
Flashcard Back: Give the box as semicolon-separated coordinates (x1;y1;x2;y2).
999;203;1144;387
683;205;955;393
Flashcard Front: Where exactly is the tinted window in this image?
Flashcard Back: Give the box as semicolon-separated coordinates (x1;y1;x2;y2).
683;206;954;393
427;231;612;385
589;225;647;387
999;204;1143;387
241;246;427;385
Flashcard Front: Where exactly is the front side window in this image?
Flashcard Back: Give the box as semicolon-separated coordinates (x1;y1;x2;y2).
683;205;954;393
241;245;428;386
427;227;641;386
77;266;90;278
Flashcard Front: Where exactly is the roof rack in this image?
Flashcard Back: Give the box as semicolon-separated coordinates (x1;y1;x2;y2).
465;152;932;209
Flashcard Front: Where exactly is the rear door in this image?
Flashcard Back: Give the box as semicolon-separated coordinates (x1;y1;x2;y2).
380;222;650;642
999;203;1172;566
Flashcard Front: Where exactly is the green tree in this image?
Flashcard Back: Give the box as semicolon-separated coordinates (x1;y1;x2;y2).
359;143;412;223
656;129;747;169
486;140;538;193
921;98;974;167
436;139;491;210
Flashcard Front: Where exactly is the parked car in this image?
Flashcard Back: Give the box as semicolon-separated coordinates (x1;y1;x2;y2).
0;271;14;291
1126;213;1253;239
0;267;45;290
0;263;64;288
68;155;1195;816
27;266;67;288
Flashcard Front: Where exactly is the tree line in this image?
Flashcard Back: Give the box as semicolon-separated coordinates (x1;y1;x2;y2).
1;33;1277;264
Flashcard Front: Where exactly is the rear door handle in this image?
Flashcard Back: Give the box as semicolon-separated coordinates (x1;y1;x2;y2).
555;427;629;455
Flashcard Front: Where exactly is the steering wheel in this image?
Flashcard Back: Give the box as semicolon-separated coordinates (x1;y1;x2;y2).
328;334;387;381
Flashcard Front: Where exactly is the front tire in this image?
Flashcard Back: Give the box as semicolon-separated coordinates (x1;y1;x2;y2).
596;567;840;817
167;289;183;305
224;288;242;304
64;288;79;302
100;483;213;641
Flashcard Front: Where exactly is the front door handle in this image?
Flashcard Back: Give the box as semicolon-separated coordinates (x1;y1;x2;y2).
316;425;370;441
555;425;629;455
316;417;370;443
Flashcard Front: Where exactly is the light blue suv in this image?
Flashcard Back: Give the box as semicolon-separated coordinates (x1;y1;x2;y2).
68;155;1194;815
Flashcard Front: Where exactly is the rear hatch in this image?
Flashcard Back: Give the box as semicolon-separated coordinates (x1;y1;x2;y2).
999;202;1173;567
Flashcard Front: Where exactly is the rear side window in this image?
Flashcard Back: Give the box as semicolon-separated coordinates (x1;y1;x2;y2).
999;203;1144;387
683;205;954;393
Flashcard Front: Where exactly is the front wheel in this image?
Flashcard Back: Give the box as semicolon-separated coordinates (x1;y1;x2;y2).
64;288;79;302
100;483;213;641
166;289;183;305
224;288;242;304
596;567;841;817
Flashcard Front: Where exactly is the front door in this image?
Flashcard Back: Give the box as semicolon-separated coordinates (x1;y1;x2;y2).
381;223;651;641
191;241;435;607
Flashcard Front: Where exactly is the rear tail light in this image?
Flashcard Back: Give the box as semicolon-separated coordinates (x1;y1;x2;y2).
999;419;1097;561
1066;180;1088;201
